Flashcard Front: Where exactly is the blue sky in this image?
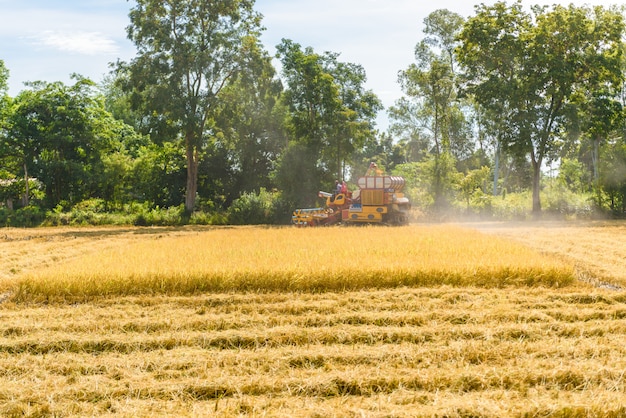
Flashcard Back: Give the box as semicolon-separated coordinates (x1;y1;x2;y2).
1;0;622;130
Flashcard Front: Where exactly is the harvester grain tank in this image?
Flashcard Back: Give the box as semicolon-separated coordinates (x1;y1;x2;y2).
292;163;411;226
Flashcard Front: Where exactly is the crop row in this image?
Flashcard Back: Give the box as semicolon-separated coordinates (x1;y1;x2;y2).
1;287;626;416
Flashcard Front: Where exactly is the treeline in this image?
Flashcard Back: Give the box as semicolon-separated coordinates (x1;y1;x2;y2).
1;1;626;226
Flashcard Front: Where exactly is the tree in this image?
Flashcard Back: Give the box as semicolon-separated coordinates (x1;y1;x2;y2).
119;0;265;213
458;2;624;214
211;47;285;202
4;76;134;208
397;43;455;156
0;60;11;183
391;9;468;210
600;138;626;213
326;60;382;180
275;40;381;204
0;61;8;122
423;9;465;75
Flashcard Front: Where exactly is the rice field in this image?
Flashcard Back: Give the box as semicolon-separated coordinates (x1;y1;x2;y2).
13;225;574;300
0;222;625;417
474;220;626;288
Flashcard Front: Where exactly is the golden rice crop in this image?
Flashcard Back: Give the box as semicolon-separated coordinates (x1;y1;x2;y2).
14;225;575;300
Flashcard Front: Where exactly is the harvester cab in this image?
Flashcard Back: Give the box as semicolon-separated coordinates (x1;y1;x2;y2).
292;163;411;226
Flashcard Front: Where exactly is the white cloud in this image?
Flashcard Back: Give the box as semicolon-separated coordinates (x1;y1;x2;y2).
33;30;120;56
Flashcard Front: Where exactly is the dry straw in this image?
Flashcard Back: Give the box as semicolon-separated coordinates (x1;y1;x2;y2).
15;225;575;300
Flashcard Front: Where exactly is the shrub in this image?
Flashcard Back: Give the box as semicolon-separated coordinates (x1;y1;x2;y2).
0;206;45;227
542;182;596;219
228;188;288;225
189;211;228;225
491;191;532;221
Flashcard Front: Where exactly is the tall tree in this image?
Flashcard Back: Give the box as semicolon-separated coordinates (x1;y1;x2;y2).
275;40;380;204
458;1;624;214
212;47;285;202
119;0;264;213
390;9;467;210
0;60;10;165
0;60;7;97
326;60;382;180
422;9;465;75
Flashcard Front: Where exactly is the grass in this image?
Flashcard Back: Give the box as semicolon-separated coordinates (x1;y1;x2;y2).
1;222;625;417
13;225;574;300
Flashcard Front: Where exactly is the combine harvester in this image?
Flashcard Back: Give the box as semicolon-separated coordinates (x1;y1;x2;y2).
292;163;411;226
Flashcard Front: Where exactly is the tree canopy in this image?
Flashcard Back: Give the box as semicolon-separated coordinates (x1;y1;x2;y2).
457;1;624;213
2;2;626;225
119;0;266;213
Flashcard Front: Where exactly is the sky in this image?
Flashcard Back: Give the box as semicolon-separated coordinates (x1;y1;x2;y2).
1;0;623;130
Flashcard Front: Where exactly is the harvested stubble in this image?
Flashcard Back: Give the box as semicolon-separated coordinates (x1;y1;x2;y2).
1;288;626;417
474;220;626;288
14;225;574;300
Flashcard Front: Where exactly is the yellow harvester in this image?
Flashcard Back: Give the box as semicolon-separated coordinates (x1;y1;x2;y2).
292;164;411;226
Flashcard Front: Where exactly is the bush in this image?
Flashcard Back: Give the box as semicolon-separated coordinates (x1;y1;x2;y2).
189;211;228;225
228;188;289;225
0;206;45;227
490;191;532;221
542;182;596;219
131;204;186;226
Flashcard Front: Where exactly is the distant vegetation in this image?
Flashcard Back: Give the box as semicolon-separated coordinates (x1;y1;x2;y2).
1;1;626;226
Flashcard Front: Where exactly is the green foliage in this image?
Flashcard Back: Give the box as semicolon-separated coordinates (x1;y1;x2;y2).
391;9;468;161
4;77;135;208
418;152;459;212
121;0;265;212
490;191;533;221
0;60;8;95
487;187;597;221
228;188;289;225
542;181;596;219
189;211;228;226
272;141;325;207
457;166;492;211
211;52;285;202
0;173;44;208
598;139;626;214
131;142;186;208
0;205;45;227
39;200;230;227
458;2;624;213
276;39;381;189
558;158;591;194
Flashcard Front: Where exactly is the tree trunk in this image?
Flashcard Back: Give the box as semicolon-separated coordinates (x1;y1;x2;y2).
531;159;541;216
493;140;500;196
592;136;601;207
184;134;199;214
22;163;29;207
